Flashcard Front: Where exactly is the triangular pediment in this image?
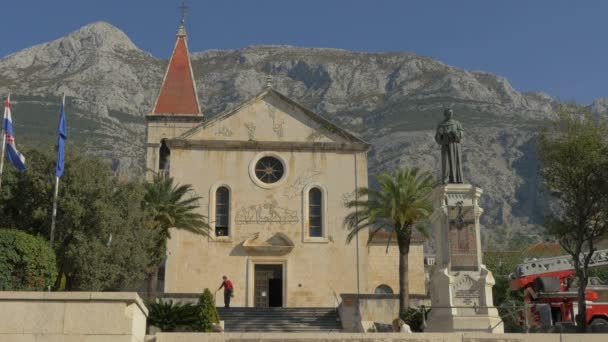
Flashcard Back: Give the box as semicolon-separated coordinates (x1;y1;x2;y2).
178;89;367;145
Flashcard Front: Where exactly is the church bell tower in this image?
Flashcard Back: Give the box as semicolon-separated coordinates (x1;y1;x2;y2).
145;19;204;180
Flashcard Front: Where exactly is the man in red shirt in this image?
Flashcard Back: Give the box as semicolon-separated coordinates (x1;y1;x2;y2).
218;275;234;308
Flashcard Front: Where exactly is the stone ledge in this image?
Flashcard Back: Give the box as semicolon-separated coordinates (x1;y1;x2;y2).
0;334;141;342
340;293;429;300
166;139;371;152
153;332;608;342
0;291;148;316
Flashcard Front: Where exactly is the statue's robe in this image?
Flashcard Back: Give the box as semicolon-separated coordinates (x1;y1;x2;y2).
435;120;464;184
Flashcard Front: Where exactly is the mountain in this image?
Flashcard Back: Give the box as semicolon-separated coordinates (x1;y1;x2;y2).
591;97;608;118
1;21;600;246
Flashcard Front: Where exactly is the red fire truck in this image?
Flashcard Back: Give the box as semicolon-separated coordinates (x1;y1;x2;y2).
509;249;608;328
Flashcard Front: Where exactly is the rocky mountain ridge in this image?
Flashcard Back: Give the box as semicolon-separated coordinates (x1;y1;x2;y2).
1;21;603;246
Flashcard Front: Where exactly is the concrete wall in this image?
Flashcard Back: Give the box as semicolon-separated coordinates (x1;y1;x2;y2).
0;292;148;342
152;332;608;342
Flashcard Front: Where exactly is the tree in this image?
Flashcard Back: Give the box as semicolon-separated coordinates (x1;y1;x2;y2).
344;167;434;314
538;105;608;332
0;229;57;290
198;288;220;332
0;149;155;290
142;175;210;296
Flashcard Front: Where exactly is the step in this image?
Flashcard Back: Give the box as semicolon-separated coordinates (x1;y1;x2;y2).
217;307;341;332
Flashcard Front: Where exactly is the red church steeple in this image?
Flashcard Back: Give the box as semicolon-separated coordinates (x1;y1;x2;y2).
152;22;202;116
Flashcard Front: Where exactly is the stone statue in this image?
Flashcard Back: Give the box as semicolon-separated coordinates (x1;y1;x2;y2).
435;108;464;184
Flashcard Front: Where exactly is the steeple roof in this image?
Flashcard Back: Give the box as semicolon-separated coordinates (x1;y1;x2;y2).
152;23;202;116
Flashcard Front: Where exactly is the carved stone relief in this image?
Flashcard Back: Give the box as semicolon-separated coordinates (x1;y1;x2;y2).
282;168;322;199
244;122;256;140
265;103;285;138
452;274;481;307
306;132;324;142
235;200;298;224
214;126;233;137
448;201;478;271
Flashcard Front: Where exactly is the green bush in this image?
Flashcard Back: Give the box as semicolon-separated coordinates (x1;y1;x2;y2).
400;306;431;332
198;288;220;332
0;229;57;290
146;299;199;332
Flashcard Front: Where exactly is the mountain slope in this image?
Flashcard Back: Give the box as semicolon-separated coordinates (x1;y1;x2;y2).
1;21;595;246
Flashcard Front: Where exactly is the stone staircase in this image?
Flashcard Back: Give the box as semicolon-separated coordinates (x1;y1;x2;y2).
217;307;342;332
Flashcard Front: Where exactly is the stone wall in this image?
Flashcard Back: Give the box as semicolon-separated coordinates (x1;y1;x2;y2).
367;241;426;296
338;293;430;332
0;292;148;342
152;332;608;342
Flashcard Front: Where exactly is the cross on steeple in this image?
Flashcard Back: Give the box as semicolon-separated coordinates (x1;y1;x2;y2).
178;1;189;24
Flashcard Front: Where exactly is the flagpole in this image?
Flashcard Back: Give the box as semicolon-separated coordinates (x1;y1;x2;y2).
50;94;65;245
50;176;59;244
0;93;9;192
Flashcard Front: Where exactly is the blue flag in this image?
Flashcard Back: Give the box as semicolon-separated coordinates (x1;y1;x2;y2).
55;99;67;178
3;97;26;171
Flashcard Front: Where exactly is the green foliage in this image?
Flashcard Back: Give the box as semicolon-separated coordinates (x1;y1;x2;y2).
146;299;199;332
400;306;430;332
483;250;522;306
198;288;220;332
142;175;211;295
0;229;57;290
142;175;211;265
483;250;524;329
589;267;608;283
0;149;155;290
343;167;435;313
538;105;608;331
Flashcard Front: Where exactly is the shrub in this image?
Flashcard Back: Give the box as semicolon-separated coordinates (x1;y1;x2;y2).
400;306;431;332
0;229;57;290
198;288;220;332
146;299;199;332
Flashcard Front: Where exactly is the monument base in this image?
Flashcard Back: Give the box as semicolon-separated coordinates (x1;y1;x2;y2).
427;184;503;333
425;314;503;333
425;265;504;333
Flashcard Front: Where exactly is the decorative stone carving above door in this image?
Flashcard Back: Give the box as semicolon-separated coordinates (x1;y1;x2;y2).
243;232;295;255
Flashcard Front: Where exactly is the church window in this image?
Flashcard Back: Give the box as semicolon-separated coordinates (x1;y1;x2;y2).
308;187;323;237
374;284;394;294
159;139;170;178
254;156;284;184
215;187;230;236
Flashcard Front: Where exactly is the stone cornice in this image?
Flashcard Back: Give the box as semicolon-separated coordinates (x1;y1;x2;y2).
145;114;205;123
166;139;371;152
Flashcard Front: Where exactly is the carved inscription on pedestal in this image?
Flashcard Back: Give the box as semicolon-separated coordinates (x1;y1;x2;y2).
448;201;478;271
453;275;480;307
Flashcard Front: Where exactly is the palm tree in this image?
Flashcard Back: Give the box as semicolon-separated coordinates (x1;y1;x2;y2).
344;167;435;314
142;175;211;296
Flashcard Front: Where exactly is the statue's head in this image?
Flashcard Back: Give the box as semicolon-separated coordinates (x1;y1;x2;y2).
444;108;453;120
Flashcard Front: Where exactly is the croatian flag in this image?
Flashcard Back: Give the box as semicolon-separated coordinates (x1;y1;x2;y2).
3;97;26;171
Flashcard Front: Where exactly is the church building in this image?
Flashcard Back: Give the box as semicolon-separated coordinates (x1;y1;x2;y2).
145;22;425;307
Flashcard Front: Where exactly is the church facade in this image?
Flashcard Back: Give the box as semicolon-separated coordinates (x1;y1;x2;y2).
145;23;425;307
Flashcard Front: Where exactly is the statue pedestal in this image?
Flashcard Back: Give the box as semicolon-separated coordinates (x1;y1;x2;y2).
425;184;503;333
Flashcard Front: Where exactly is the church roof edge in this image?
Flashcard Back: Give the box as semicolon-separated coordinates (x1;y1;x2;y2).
178;88;370;147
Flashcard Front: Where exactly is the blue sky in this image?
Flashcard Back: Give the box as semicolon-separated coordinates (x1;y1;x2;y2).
2;0;607;104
